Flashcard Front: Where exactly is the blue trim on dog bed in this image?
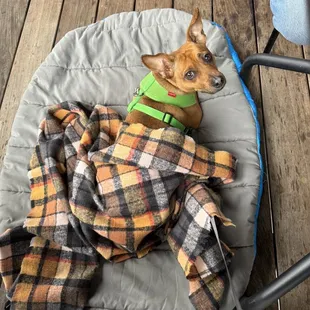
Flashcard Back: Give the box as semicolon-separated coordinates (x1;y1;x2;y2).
211;22;264;256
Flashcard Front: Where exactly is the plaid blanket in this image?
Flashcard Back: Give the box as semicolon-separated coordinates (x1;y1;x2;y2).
0;101;237;310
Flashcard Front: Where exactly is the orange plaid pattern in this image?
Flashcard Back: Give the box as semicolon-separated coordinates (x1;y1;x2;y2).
0;102;236;309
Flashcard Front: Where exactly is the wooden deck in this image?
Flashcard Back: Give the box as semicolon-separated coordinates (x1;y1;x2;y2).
0;0;309;309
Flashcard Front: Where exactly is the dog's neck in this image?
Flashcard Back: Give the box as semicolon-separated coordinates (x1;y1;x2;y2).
152;72;191;96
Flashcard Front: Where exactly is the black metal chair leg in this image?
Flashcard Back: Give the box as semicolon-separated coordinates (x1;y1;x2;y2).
264;28;279;53
240;253;310;310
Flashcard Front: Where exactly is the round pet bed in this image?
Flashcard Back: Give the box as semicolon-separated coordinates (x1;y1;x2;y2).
0;9;263;310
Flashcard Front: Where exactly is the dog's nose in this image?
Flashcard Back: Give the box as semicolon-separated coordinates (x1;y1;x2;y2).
211;75;226;89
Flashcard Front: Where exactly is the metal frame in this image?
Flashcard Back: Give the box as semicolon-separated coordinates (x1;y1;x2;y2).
240;53;310;83
241;253;310;310
263;28;280;54
238;42;310;309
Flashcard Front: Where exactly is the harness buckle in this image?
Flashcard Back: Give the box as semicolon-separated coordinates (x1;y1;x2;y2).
162;113;173;125
133;87;141;96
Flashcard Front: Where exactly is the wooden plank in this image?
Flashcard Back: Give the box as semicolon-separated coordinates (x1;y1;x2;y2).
96;0;134;20
254;0;310;309
213;1;277;306
0;0;29;106
174;0;211;20
0;0;63;167
135;0;172;11
55;0;98;44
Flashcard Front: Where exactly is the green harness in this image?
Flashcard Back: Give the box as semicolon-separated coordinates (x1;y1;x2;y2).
127;72;196;133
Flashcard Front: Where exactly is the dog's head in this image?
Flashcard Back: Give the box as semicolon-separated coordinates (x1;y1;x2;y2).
141;8;225;94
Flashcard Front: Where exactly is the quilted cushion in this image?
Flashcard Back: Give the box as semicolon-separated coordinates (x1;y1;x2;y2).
0;9;262;310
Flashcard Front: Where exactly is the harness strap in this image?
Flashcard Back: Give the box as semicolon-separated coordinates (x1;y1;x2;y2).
210;217;243;310
132;103;190;133
127;74;156;113
127;73;194;133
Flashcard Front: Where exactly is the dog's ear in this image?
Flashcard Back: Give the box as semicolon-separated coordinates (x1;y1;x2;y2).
141;53;175;79
187;8;206;45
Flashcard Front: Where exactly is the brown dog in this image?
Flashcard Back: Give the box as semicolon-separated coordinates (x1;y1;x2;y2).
125;8;225;131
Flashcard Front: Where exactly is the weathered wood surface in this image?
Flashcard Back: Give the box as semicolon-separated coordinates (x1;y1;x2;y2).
0;0;29;105
55;0;98;44
255;0;310;309
213;1;277;306
174;0;211;19
0;0;63;168
96;0;135;20
135;0;172;10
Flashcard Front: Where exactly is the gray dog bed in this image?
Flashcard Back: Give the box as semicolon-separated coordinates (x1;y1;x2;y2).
0;9;263;310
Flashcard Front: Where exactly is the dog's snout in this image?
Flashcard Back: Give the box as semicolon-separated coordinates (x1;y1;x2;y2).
211;75;226;89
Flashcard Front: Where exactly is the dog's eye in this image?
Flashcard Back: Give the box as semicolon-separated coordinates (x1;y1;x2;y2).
202;53;212;62
184;70;196;80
